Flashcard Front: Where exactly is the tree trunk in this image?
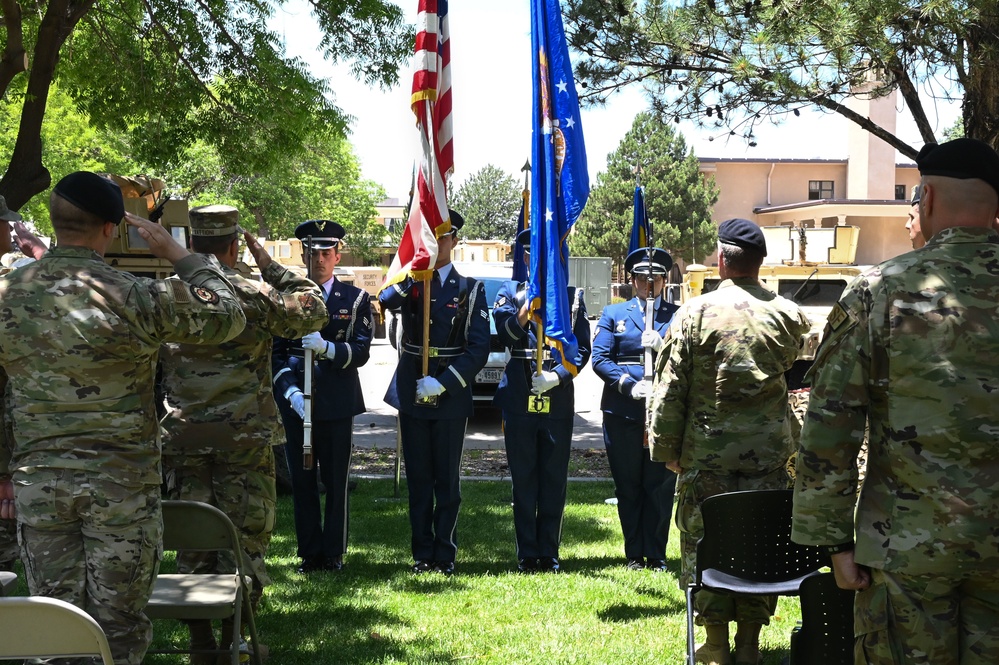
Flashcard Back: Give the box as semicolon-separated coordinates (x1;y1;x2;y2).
963;11;999;150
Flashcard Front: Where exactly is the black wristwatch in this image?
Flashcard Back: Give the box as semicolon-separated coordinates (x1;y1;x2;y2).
822;542;855;556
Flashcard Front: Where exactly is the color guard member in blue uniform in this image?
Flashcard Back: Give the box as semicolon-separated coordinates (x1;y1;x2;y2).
492;229;592;573
593;248;679;571
379;210;490;576
273;220;372;573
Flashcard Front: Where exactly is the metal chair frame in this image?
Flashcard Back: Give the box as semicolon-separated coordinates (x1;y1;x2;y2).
0;596;115;664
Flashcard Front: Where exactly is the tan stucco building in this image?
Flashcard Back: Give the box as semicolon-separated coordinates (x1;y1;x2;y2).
699;89;919;266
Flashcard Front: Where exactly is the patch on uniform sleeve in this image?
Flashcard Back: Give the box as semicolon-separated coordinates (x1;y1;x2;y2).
191;285;220;305
497;296;506;307
827;303;850;331
480;309;488;320
170;279;191;304
297;293;317;311
364;317;372;329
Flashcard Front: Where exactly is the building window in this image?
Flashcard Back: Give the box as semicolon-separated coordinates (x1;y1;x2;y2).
895;185;906;200
808;180;834;200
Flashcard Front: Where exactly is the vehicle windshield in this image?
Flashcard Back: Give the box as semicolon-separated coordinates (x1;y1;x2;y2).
777;279;848;306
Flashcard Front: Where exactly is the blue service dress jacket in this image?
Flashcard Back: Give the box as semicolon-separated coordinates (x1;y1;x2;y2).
273;279;372;420
379;267;490;419
492;281;591;418
592;296;679;421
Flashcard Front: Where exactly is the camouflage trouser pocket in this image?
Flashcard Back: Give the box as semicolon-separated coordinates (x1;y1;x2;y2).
674;470;699;535
855;581;903;665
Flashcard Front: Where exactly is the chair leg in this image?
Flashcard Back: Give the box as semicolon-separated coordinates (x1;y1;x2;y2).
686;584;697;665
243;597;264;665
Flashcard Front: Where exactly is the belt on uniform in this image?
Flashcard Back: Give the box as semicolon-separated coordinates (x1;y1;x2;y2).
616;355;643;365
510;348;552;360
403;343;463;358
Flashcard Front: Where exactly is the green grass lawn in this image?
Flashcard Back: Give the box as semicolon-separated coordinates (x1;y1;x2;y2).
148;479;803;663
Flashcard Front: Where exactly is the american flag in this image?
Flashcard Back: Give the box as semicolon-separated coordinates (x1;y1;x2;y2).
383;0;453;288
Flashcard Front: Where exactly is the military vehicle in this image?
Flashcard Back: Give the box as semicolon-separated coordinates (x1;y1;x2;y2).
682;224;868;389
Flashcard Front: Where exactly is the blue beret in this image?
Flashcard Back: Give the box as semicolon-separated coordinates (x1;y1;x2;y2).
916;138;999;198
718;218;767;256
53;171;125;224
625;247;673;275
295;220;344;250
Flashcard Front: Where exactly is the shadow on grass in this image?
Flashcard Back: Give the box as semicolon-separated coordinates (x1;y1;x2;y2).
597;595;685;622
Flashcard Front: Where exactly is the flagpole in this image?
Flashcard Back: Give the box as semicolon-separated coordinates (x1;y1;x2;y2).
422;98;435;380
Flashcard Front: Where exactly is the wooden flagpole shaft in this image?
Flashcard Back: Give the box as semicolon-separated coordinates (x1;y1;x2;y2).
422;274;432;378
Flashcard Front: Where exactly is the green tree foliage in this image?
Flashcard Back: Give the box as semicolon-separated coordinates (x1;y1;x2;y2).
563;0;999;156
450;165;524;241
569;112;718;271
0;0;411;209
161;134;387;262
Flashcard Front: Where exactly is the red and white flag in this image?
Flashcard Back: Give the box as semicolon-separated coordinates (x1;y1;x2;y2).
383;0;454;288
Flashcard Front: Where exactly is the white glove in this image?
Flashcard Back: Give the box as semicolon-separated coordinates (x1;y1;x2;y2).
641;330;664;353
416;376;446;400
630;379;651;400
301;332;328;357
286;389;306;419
531;370;560;395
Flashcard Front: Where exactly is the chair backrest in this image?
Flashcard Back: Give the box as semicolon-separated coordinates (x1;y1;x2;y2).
161;499;242;556
790;572;855;665
696;489;826;584
0;596;115;664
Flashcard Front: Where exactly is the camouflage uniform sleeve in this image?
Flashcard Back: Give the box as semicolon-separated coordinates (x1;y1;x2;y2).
791;274;873;547
649;306;694;463
253;262;329;338
137;253;246;345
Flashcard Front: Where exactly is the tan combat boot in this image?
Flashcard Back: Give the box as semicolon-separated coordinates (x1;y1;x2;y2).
694;623;732;665
733;622;763;665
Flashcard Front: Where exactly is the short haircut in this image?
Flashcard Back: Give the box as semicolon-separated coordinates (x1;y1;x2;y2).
192;232;238;255
720;242;764;273
49;191;107;235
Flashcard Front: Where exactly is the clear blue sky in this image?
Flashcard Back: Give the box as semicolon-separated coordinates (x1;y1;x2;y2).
269;1;959;201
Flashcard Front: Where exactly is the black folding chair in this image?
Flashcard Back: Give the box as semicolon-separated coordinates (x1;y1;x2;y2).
789;572;855;665
686;489;826;665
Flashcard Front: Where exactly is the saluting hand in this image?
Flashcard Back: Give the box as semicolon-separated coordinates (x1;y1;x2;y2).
243;229;272;270
125;213;190;264
12;222;46;260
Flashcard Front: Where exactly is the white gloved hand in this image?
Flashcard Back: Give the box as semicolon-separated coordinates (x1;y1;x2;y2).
287;389;306;419
301;332;328;357
416;376;446;400
630;379;651;400
531;370;560;395
641;330;664;353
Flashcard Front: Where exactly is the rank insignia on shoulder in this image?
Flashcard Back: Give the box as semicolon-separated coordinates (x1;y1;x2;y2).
616;320;626;333
364;317;372;329
497;296;506;307
191;286;220;305
480;309;488;319
827;303;849;330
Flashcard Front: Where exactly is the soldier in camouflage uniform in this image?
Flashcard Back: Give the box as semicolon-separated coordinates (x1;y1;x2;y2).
0;171;246;665
792;139;999;665
159;205;328;661
0;196;19;571
650;219;810;665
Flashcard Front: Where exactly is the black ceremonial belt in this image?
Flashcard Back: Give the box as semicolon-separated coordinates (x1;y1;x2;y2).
616;355;643;365
510;348;553;360
403;343;463;359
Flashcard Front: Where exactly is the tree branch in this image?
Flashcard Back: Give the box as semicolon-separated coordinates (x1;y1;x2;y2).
811;94;918;159
0;0;27;98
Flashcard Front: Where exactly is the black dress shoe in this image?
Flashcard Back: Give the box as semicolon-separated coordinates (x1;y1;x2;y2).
646;558;667;572
626;558;645;571
517;557;538;574
434;561;455;576
296;557;324;574
412;560;434;574
537;556;560;573
324;556;344;571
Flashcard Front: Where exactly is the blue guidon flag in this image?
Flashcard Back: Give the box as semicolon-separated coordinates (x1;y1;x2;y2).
527;0;589;375
512;197;528;283
629;185;650;254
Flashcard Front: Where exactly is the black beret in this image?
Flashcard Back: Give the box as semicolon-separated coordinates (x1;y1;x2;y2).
446;209;464;232
625;247;673;276
295;220;344;250
916;138;999;198
53;171;125;224
516;228;530;246
718;218;767;256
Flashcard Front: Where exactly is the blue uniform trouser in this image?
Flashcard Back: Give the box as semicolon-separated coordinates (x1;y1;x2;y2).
399;413;466;563
503;414;573;560
603;413;676;560
283;415;353;560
